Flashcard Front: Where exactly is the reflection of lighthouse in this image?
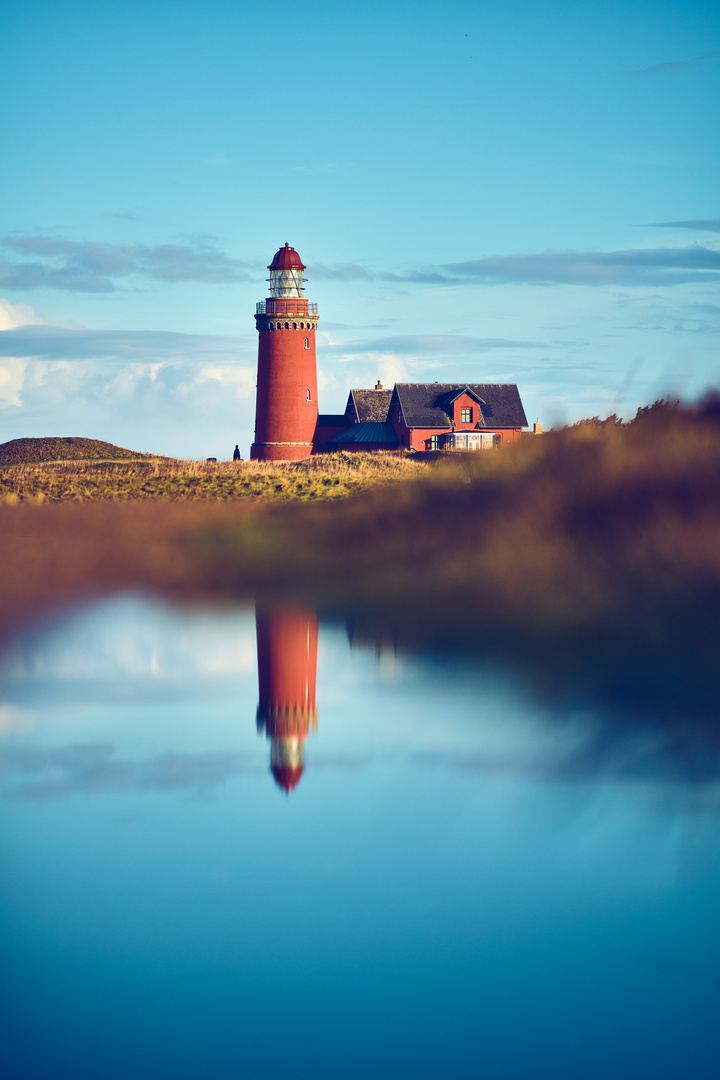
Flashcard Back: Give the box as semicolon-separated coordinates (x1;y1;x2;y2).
256;607;319;793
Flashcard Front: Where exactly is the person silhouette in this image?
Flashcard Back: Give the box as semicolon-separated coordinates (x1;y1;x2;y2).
233;445;241;462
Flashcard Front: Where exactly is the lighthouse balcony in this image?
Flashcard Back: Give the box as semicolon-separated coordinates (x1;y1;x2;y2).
256;299;317;316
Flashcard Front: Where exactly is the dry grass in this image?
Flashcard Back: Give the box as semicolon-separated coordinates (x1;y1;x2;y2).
0;436;155;464
0;451;425;504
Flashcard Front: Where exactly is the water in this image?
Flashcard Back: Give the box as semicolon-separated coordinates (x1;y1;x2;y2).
0;596;718;1079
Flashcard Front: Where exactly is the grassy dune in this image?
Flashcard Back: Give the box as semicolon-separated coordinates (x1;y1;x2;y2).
0;451;426;503
0;436;155;465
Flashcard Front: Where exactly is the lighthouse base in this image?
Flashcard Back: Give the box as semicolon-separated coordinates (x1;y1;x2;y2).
250;442;314;462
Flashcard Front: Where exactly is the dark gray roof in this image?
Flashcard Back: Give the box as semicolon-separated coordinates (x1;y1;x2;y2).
328;422;399;446
347;389;393;423
316;414;349;426
393;383;527;428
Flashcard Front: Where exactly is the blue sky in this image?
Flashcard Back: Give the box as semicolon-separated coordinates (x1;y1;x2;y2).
1;0;718;456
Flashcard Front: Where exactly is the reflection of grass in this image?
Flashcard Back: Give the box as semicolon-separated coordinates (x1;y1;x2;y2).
1;400;719;719
0;452;424;503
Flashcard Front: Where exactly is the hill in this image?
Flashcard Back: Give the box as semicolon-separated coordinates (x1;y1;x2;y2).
0;437;153;465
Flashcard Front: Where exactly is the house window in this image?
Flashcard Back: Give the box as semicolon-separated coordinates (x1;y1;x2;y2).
304;337;309;349
429;435;439;450
461;407;472;423
397;408;403;425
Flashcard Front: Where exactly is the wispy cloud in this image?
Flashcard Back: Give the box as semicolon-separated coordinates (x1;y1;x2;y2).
0;325;249;362
647;219;720;233
0;235;255;293
618;50;720;77
310;246;720;289
324;333;543;358
5;236;716;296
442;246;720;287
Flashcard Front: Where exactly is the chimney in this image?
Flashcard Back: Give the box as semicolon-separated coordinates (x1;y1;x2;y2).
533;422;543;434
375;380;383;391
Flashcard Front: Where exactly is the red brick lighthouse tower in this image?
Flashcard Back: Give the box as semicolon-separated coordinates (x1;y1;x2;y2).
255;606;319;793
250;244;319;461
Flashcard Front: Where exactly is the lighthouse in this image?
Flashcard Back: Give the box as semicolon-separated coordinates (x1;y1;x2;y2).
250;244;319;461
255;606;319;793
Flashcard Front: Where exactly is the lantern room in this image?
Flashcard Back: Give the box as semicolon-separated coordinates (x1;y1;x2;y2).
268;243;306;298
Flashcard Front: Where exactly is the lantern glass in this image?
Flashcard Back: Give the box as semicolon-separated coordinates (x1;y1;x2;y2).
269;267;304;298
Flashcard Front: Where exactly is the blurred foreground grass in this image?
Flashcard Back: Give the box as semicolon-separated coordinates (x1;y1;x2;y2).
1;400;719;719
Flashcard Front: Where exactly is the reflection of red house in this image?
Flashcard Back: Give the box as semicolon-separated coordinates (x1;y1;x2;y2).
255;607;318;793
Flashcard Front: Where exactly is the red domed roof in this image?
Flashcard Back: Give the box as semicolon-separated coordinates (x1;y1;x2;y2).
268;243;306;271
271;763;305;793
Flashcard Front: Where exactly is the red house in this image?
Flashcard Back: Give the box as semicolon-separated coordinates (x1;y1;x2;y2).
318;381;528;452
313;381;395;451
388;383;528;451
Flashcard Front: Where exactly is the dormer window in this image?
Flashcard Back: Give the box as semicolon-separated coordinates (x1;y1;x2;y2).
461;407;472;424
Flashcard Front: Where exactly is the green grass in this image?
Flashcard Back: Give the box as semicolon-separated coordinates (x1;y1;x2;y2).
0;451;426;503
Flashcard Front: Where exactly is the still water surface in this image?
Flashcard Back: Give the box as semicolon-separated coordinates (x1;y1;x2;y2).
0;596;719;1079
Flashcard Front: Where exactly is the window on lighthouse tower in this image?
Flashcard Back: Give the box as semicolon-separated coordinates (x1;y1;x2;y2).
304;337;309;349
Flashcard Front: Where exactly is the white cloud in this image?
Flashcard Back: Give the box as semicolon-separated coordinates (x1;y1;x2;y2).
0;297;43;330
196;364;255;399
0;357;26;407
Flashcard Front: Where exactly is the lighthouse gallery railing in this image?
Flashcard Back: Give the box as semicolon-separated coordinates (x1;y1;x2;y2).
256;300;318;316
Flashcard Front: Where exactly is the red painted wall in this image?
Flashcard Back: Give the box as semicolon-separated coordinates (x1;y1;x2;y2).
451;391;481;428
251;325;319;461
394;419;524;451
